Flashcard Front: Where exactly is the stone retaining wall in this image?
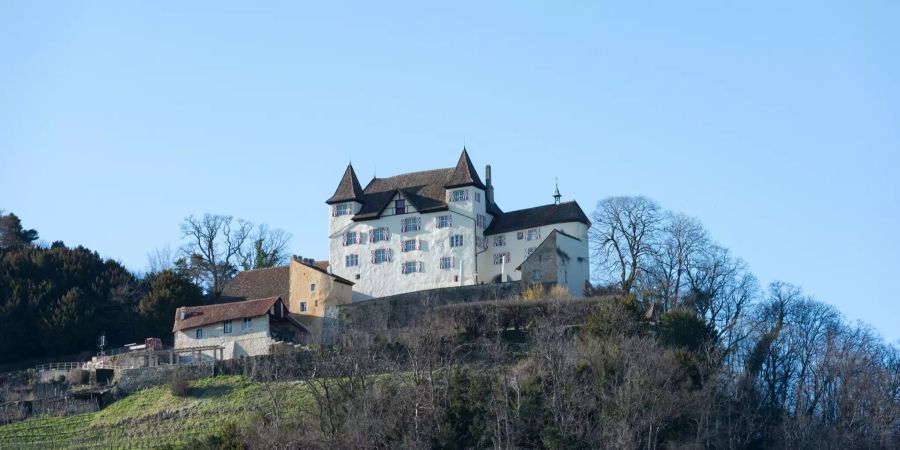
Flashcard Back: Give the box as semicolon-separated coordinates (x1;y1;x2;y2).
116;363;213;394
323;281;560;344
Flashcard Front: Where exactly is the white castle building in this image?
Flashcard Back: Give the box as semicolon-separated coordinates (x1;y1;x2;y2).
326;149;591;300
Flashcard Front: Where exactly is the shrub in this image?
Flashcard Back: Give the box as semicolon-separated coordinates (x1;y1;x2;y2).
521;283;545;300
167;368;192;397
546;284;571;299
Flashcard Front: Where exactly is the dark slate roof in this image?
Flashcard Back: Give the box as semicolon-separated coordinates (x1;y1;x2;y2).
353;168;455;220
220;266;290;302
173;296;281;332
484;201;591;235
326;163;365;204
445;148;487;190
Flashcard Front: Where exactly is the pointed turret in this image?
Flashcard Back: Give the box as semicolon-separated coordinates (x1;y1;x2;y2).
326;163;365;204
444;147;486;190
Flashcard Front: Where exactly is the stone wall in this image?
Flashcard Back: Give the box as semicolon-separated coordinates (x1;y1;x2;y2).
116;363;213;394
321;281;561;344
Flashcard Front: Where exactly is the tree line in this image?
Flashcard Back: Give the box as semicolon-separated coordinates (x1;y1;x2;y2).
188;290;897;449
0;211;289;364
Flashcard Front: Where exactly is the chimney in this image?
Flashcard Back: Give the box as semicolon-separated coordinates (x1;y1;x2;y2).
485;164;494;206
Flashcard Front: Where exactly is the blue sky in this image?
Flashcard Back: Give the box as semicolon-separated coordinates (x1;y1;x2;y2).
1;2;897;341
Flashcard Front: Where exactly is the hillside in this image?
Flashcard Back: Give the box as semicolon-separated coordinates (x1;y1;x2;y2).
0;375;307;449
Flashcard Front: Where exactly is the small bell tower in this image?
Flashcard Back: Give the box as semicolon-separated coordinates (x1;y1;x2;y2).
553;178;562;205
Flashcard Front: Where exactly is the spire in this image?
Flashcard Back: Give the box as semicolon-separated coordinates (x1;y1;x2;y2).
326;163;365;204
553;178;561;205
445;147;487;190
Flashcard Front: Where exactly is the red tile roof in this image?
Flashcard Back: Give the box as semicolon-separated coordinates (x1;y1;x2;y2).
173;296;281;332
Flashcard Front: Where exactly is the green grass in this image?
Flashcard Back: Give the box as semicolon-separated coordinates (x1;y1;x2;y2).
0;375;315;449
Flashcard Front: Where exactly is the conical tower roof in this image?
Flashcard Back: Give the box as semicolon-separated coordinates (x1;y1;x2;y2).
326;163;365;204
444;147;486;190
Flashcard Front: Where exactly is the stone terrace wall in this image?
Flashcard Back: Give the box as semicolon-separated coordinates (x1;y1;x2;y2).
323;281;564;345
116;363;213;394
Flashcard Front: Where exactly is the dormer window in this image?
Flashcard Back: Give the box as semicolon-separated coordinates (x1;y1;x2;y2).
449;189;469;202
395;199;406;214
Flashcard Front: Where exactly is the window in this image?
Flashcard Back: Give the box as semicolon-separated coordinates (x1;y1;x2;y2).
450;235;464;247
473;191;481;203
195;329;203;339
449;189;468;202
373;248;392;264
395;199;406;214
372;227;389;242
493;235;506;247
436;215;451;228
525;247;536;258
345;254;359;267
517;231;524;240
401;239;419;252
310;283;316;292
355;274;360;280
401;217;421;232
476;236;486;250
494;252;510;265
532;270;542;281
300;301;307;312
402;261;422;274
527;228;541;241
224;320;232;334
343;231;358;246
333;203;352;216
242;318;252;330
476;214;487;229
440;256;454;270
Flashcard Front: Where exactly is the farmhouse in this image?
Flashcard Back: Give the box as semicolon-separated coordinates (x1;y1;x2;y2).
219;255;354;341
326;148;591;299
172;296;307;361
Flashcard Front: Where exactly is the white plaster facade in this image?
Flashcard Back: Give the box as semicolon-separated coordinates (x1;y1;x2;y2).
326;150;591;299
480;222;590;288
174;314;272;360
329;188;490;300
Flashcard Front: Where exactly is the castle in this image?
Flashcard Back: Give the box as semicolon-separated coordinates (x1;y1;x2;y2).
327;149;591;300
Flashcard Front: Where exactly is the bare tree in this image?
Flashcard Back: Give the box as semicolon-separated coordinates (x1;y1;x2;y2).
238;224;291;271
686;244;758;357
589;196;662;296
146;243;176;274
645;213;709;311
180;214;253;296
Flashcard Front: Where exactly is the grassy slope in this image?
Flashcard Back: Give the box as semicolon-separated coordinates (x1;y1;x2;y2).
0;375;312;449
